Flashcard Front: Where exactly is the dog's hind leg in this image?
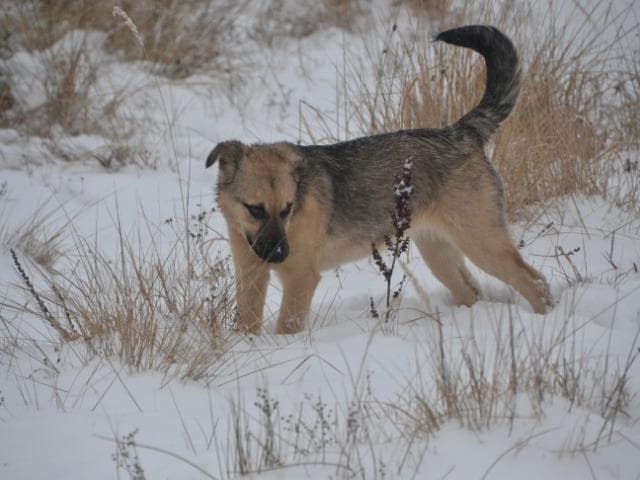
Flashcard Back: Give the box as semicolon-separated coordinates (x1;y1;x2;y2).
450;226;552;314
229;230;270;334
414;233;480;307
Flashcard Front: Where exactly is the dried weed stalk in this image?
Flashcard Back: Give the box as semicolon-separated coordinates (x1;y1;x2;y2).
371;158;414;329
112;429;146;480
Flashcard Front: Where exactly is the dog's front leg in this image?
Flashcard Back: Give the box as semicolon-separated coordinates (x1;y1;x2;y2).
229;230;269;334
275;266;320;334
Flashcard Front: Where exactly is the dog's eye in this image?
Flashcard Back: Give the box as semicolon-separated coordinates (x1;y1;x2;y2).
280;203;293;219
244;203;267;220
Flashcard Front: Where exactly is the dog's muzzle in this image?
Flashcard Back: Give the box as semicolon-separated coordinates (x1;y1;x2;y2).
263;241;289;263
247;220;289;264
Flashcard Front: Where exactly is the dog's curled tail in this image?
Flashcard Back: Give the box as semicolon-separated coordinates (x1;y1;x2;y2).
436;25;520;142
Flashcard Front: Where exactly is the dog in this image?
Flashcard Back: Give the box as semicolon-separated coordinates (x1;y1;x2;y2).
206;25;553;334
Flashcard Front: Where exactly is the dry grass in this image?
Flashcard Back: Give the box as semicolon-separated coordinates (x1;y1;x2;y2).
1;203;235;381
343;0;638;218
397;311;639;439
107;0;242;79
192;306;639;478
252;0;368;46
0;0;245;167
0;68;13;117
610;52;640;150
0;198;67;271
2;1;112;52
38;35;103;136
1;27;105;137
0;27;139;166
392;0;453;23
1;0;240;79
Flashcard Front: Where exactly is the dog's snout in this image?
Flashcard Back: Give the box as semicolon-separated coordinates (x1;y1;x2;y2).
265;241;289;263
247;219;289;264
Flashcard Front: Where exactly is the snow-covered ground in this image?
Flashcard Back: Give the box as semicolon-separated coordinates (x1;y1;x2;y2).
1;1;639;479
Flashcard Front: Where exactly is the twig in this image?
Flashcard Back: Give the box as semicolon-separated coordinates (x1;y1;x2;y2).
97;434;219;480
480;428;557;480
10;248;73;340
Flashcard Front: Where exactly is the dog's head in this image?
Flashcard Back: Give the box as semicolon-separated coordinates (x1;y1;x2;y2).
206;141;300;264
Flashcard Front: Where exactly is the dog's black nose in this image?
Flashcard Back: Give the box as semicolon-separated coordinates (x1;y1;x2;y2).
265;242;289;263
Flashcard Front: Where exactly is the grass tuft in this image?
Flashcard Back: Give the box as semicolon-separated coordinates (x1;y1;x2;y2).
1;203;235;381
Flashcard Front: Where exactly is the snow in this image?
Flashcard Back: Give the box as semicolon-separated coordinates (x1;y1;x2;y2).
1;1;640;479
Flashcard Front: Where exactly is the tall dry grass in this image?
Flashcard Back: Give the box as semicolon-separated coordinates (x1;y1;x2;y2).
252;0;368;46
107;0;242;79
1;0;240;78
343;0;638;218
0;0;246;168
0;199;67;271
1;203;235;381
393;0;453;22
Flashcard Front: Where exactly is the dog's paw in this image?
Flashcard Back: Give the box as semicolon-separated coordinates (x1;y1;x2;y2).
275;316;304;335
532;278;554;314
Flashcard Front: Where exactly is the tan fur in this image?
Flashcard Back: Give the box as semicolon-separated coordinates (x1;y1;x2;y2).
272;194;326;334
404;157;551;314
216;143;302;333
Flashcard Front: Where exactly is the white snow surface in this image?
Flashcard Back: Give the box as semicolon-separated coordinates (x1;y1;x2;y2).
1;1;640;479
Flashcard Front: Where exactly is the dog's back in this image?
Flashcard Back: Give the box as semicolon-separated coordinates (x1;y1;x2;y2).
296;25;521;243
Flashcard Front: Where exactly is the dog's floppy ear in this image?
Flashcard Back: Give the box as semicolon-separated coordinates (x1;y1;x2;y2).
206;140;244;170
